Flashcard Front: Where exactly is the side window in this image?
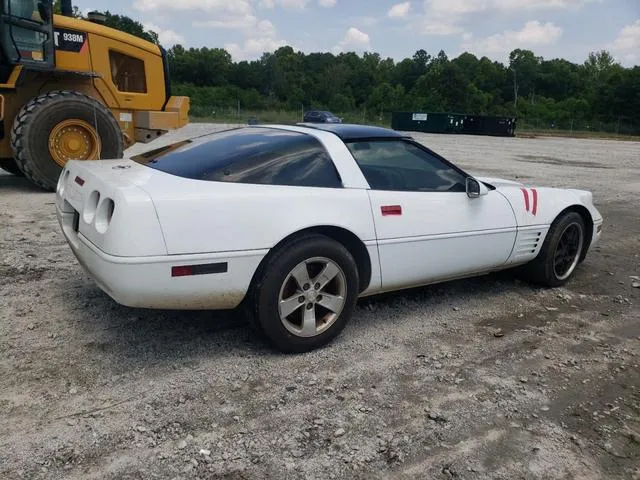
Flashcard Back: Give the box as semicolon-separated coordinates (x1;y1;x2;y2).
134;127;343;188
109;50;147;93
346;140;467;192
204;138;342;188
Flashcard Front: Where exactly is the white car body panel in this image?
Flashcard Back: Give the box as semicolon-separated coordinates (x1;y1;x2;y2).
55;124;603;311
142;177;376;254
57;163;168;257
475;177;603;265
58;206;265;309
366;189;517;290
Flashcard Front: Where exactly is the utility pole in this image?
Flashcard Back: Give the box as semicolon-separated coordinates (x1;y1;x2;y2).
512;68;518;108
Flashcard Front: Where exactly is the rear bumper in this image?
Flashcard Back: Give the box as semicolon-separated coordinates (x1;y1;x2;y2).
57;206;266;310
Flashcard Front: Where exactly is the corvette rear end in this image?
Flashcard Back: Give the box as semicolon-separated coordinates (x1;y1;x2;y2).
55;160;263;309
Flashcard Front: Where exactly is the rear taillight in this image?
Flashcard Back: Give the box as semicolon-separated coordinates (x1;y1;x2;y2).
83;190;100;224
94;198;115;234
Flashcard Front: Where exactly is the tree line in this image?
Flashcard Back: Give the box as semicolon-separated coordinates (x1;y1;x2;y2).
84;9;640;133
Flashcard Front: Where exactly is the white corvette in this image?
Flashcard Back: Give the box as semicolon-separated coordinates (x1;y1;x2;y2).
55;123;603;352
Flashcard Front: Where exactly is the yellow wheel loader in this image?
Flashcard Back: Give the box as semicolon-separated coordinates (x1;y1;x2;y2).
0;0;189;190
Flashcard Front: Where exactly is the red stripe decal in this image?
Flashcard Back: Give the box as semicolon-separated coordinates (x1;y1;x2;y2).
531;188;538;216
521;188;529;212
381;205;402;216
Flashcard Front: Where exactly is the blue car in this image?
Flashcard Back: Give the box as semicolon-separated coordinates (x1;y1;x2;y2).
303;110;343;123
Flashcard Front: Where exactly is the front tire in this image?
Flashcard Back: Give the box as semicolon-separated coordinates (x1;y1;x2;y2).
11;90;124;191
520;211;586;287
252;234;359;353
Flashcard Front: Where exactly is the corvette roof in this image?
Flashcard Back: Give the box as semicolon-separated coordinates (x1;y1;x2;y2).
294;123;409;141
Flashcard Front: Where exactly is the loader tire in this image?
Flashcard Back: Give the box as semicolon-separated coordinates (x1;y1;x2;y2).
11;90;124;191
0;158;24;176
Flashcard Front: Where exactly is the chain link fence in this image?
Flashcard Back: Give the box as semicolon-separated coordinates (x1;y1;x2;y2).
187;103;639;138
516;116;639;136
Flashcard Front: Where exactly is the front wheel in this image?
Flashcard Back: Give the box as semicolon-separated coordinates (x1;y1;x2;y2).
252;234;359;353
520;211;586;287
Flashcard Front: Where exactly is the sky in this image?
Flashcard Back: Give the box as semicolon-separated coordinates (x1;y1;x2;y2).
76;0;640;66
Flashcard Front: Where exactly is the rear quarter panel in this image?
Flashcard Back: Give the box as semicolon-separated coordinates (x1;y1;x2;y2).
57;161;168;257
141;177;377;255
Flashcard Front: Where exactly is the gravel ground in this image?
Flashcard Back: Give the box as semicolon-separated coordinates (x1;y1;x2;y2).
1;124;639;480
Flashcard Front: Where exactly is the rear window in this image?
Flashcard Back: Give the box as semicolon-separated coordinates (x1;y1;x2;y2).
132;127;342;188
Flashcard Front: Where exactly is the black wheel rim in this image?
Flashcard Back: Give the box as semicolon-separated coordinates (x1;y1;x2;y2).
553;222;584;281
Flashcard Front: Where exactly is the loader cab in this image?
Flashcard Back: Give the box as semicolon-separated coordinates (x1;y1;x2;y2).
0;0;55;81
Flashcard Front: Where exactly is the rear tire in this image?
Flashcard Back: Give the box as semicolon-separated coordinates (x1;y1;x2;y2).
249;234;359;353
11;90;124;191
519;211;586;287
0;158;24;176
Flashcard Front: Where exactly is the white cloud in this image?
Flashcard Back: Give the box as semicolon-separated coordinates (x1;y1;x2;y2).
422;22;463;35
186;0;289;59
351;16;380;27
417;0;593;36
225;37;287;60
425;0;592;16
195;6;287;60
333;26;371;53
194;15;258;30
388;2;411;19
607;20;640;66
461;20;562;56
134;0;253;14
318;0;337;7
143;22;185;46
271;0;309;9
194;15;277;37
493;0;593;9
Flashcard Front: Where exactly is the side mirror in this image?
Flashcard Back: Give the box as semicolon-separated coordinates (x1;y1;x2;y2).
466;177;489;198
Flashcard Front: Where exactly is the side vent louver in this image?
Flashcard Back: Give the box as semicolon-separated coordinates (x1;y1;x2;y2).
516;230;543;259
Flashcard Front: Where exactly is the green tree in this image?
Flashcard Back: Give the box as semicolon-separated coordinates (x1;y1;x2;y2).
54;4;160;44
509;49;542;107
101;11;158;44
160;38;639;133
52;0;82;17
